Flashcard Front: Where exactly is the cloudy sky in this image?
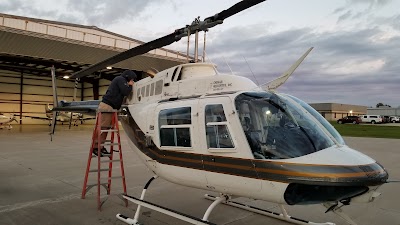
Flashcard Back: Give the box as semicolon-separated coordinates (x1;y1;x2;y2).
1;0;399;107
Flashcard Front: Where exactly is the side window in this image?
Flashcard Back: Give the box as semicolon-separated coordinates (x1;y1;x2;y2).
137;88;141;100
155;80;163;95
205;104;234;149
145;84;150;97
150;83;155;96
159;107;191;147
171;67;179;82
141;86;146;97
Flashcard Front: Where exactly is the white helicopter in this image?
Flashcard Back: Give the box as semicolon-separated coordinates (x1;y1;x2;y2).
0;113;18;129
50;1;391;224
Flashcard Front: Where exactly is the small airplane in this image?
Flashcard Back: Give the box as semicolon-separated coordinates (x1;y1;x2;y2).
20;104;94;126
49;0;393;224
0;113;18;129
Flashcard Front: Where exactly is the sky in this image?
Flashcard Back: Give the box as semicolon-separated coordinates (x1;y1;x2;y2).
1;0;399;107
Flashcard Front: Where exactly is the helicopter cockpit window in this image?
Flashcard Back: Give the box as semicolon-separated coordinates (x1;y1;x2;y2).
235;92;334;159
281;94;345;145
159;107;191;148
205;104;234;149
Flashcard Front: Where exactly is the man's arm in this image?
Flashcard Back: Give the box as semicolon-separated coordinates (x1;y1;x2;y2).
116;77;133;96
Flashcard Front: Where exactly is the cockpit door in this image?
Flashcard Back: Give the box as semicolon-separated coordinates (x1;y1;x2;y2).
199;97;261;193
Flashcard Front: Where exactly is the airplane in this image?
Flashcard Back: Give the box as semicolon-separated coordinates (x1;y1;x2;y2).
49;0;393;224
0;113;18;129
20;104;94;126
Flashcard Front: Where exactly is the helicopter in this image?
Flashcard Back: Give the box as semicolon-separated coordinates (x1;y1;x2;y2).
49;0;391;224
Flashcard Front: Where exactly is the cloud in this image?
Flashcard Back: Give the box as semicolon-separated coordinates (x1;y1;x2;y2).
0;0;398;106
65;0;161;26
0;0;59;19
337;10;353;22
204;24;400;106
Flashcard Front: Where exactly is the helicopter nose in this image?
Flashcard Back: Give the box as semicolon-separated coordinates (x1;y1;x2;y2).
275;145;389;205
282;161;388;205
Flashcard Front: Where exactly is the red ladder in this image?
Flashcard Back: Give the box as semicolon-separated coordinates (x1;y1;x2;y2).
81;110;128;211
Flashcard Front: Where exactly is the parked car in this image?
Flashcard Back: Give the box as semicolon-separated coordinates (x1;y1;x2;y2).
360;115;383;124
390;116;400;123
382;116;390;123
337;116;361;124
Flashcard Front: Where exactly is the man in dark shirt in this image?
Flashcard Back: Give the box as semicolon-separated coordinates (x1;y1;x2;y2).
95;70;136;156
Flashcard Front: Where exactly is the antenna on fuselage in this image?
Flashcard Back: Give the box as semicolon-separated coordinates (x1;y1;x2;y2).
223;56;234;75
243;55;260;86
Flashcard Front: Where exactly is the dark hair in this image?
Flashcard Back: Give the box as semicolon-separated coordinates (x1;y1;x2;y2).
122;70;137;81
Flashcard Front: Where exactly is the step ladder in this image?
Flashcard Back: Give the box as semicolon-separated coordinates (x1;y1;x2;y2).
81;110;128;211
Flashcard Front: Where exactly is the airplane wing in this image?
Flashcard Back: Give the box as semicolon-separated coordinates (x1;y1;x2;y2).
17;115;52;121
79;117;96;121
52;100;100;114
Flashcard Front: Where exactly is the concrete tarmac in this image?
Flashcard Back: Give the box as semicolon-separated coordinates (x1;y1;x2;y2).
0;125;399;225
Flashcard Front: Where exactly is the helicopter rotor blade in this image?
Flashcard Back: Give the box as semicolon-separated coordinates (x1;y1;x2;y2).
206;0;265;21
71;0;266;79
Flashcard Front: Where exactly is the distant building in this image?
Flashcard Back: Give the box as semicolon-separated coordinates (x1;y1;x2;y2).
367;107;400;116
309;103;367;121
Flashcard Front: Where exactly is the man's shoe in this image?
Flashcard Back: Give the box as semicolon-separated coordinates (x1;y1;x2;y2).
93;147;109;157
100;147;109;155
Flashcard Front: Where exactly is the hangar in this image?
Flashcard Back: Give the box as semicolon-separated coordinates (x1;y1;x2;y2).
0;13;186;124
367;106;400;117
309;103;367;121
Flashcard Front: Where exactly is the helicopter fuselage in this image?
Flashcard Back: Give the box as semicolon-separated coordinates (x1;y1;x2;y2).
120;63;388;206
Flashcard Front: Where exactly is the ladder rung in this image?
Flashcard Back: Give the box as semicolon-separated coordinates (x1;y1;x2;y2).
101;143;120;146
100;159;121;163
89;168;109;172
87;182;108;189
101;129;118;133
98;140;112;143
91;154;111;158
101;176;124;182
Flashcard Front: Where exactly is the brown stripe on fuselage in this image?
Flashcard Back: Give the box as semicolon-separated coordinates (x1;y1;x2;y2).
120;113;388;186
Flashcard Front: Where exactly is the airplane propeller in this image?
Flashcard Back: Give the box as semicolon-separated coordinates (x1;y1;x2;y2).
71;0;266;79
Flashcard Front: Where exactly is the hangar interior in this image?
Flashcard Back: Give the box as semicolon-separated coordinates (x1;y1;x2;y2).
0;13;186;124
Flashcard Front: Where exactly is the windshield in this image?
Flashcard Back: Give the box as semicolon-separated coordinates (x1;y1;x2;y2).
235;92;335;159
281;94;345;145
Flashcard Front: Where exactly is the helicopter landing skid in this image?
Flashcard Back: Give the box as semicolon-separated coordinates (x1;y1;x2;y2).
116;175;226;225
204;194;336;225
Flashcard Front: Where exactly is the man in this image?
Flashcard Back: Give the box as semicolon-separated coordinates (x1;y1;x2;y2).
94;70;137;156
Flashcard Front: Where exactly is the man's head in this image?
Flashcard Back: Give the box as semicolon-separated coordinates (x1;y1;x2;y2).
121;70;137;82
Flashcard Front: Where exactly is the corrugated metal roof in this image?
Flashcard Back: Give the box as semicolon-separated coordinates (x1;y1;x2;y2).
0;13;190;82
0;26;185;72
